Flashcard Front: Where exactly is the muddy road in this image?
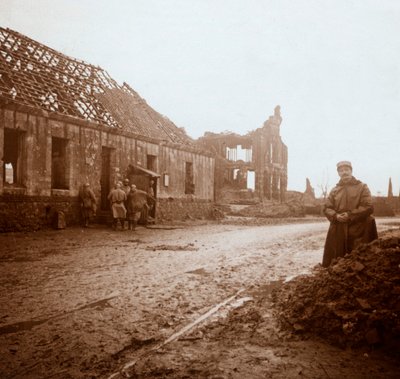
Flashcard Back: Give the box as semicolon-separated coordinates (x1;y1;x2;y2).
0;218;399;378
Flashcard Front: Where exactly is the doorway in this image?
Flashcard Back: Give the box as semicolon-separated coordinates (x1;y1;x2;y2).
100;147;112;211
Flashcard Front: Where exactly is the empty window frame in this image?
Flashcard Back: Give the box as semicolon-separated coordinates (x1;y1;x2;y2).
51;137;69;189
3;128;25;186
184;162;194;194
147;154;157;172
226;145;252;163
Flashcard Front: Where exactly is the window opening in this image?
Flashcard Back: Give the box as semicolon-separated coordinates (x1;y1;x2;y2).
3;128;25;186
51;137;68;189
226;145;252;162
247;170;255;190
4;163;14;184
147;154;157;171
270;143;274;163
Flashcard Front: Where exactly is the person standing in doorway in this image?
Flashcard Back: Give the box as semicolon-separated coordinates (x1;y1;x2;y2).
146;179;156;222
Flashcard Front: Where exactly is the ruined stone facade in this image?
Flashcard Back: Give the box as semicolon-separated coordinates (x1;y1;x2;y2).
198;106;288;203
0;28;214;230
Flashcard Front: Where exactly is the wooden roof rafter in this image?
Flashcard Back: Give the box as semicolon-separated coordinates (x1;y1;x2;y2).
0;27;120;128
0;27;193;145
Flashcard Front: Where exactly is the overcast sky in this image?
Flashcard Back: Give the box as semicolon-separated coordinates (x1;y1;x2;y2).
1;0;399;196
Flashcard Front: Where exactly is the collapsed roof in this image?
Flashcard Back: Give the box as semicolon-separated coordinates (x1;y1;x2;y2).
0;27;191;145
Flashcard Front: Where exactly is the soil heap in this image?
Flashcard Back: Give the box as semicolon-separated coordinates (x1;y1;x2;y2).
273;229;400;354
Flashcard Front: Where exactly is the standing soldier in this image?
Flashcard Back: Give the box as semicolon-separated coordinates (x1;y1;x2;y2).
107;182;127;230
146;179;156;222
127;184;149;231
79;183;97;227
122;178;131;197
322;161;378;267
122;178;131;229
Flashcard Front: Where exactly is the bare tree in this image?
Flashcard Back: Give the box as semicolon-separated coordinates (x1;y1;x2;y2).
318;168;330;200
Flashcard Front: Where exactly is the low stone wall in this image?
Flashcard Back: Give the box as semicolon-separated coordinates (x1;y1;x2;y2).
0;195;81;232
0;195;215;232
156;197;214;221
372;197;396;217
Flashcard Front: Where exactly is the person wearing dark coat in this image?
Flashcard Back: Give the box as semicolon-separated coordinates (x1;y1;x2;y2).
79;183;97;227
126;184;150;231
322;161;378;267
107;182;127;230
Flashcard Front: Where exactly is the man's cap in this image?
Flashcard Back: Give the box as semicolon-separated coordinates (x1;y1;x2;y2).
336;161;352;170
84;183;90;187
131;184;137;189
123;179;129;183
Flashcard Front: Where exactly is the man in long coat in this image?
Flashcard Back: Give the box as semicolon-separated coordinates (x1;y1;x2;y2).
121;178;131;229
126;184;150;231
322;161;378;267
107;182;127;230
79;183;97;227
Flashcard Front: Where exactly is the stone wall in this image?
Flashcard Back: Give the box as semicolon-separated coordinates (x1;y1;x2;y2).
0;195;216;232
0;194;80;232
372;197;398;217
156;198;214;221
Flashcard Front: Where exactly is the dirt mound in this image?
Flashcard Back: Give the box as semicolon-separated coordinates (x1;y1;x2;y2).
273;230;400;354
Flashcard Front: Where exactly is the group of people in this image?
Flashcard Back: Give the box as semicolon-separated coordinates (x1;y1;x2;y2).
107;179;150;230
79;178;155;230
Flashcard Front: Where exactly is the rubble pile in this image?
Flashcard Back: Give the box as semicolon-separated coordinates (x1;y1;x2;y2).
273;231;400;353
228;201;304;218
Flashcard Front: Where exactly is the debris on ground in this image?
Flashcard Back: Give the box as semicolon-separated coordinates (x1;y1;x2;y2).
211;206;226;220
145;243;198;251
227;201;305;218
273;229;400;354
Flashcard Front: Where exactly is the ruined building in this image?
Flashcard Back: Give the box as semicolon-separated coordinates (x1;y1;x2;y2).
0;27;214;230
198;106;288;203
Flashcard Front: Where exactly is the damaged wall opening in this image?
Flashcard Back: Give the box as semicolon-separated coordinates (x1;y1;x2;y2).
51;137;69;190
3;128;25;186
147;154;157;172
247;170;255;190
226;145;252;162
185;162;194;194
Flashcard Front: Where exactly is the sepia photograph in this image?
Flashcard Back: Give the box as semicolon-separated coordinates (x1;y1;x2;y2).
0;1;399;378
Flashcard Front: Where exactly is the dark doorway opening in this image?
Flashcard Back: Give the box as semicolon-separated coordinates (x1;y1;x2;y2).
185;162;194;194
51;137;68;189
100;147;112;210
